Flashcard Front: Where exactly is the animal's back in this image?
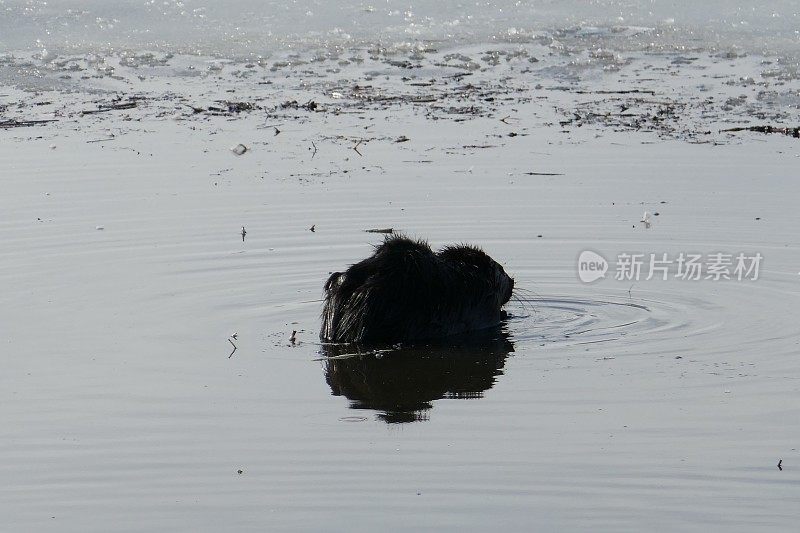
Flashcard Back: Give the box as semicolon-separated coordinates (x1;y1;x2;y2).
320;236;513;344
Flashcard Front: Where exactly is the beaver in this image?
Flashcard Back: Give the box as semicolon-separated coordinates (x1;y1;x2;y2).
320;235;514;344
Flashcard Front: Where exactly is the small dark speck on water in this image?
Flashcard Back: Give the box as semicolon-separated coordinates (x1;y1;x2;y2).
309;224;315;232
241;226;247;241
238;469;243;475
290;330;297;344
755;217;761;221
778;459;782;471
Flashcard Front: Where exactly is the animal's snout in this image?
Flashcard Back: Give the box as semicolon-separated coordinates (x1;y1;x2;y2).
507;277;515;302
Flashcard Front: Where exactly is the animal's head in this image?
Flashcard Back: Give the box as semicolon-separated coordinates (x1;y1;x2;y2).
438;244;514;310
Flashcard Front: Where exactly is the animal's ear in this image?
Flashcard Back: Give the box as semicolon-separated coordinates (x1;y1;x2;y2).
324;272;343;292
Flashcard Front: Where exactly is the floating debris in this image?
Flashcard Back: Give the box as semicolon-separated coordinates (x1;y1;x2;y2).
365;228;394;234
523;171;564;176
0;118;57;129
80;101;138;115
281;100;318;111
222;101;259;113
721;125;800;138
231;144;248;155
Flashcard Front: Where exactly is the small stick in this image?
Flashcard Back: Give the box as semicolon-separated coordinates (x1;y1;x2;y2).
0;118;58;128
574;89;656;95
778;459;783;471
353;139;363;157
310;141;318;158
228;338;238;358
720;125;800;138
182;103;205;113
80;102;138;115
523;172;564;176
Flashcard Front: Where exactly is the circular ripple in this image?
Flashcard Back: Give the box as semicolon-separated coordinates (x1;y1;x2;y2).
506;294;718;351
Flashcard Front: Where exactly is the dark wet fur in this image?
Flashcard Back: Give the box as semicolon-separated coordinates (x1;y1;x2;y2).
320;235;514;344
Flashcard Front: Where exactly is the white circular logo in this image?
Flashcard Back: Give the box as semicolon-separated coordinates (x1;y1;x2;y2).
578;250;608;283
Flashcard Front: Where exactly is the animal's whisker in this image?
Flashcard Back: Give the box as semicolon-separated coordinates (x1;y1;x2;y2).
512;286;545;302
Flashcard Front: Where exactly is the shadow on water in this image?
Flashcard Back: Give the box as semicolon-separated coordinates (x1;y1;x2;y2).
321;326;515;423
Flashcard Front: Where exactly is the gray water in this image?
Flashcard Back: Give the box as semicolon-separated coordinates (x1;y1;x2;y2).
2;2;800;532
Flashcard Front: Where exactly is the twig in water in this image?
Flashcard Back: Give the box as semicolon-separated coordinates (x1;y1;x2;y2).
523;171;564;176
228;338;238;358
241;226;247;242
290;330;297;345
575;89;656;95
310;141;318;158
720;125;800;138
182;103;205;114
81;101;138;115
365;228;394;234
353;139;364;157
778;459;783;471
0;118;58;129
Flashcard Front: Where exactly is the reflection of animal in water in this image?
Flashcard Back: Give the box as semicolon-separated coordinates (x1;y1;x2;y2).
320;236;514;344
322;327;514;423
